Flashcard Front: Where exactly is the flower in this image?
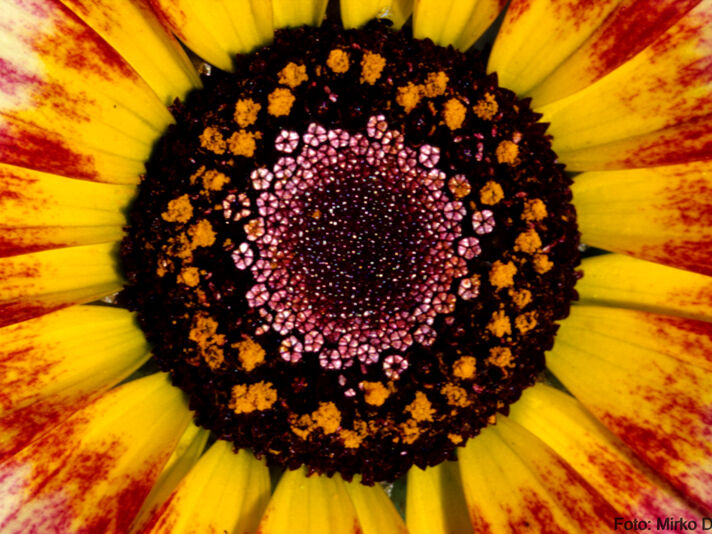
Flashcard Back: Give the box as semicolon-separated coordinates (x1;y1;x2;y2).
0;0;711;532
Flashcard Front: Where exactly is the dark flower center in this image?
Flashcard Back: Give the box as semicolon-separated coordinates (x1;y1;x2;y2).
120;21;580;484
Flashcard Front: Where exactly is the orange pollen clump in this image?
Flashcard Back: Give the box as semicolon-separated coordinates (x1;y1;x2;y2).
479;180;504;205
509;288;532;309
202;169;230;191
488;347;514;368
189;313;225;349
278;62;309;88
441;383;471;407
515;311;538;334
496;140;520;165
203;345;225;370
473;92;499;120
228;130;257;158
161;194;193;223
177;266;200;287
230;381;278;414
522;198;548;222
424;71;449;97
396;82;424;113
487;310;512;337
312;402;342;435
361;381;390;406
453;356;477;380
268;88;295;117
533;253;554;274
189;165;206;185
400;419;422;444
326;49;350;73
340;420;368;449
406;391;435;422
233;98;261;127
244;218;265;240
448;176;471;199
514;228;542;255
199;126;226;154
360;51;386;84
489;260;517;289
443;98;467;130
232;336;266;372
448;434;463;444
188;219;216;248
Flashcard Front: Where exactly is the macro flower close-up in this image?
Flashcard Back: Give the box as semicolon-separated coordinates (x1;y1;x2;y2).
1;0;712;532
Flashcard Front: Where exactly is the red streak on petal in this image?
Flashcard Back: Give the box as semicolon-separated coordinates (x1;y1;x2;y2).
655;176;712;229
145;0;188;41
0;228;72;258
644;313;712;367
551;0;617;32
503;0;533;26
507;489;568;533
0;344;53;412
634;236;712;277
0;302;68;329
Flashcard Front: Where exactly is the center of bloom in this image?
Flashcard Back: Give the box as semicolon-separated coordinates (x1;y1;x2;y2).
121;21;580;484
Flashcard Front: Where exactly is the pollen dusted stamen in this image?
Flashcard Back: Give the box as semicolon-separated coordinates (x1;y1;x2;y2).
121;21;580;485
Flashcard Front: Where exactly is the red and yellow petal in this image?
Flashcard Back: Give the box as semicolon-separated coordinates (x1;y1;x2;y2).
0;0;172;183
488;0;620;95
458;418;616;533
406;462;471;534
257;467;360;534
0;373;192;533
529;0;703;105
272;0;328;29
57;0;200;105
136;441;270;534
0;242;123;328
412;0;507;51
147;0;273;72
344;476;408;534
539;1;712;170
573;161;712;276
548;305;712;511
510;384;702;521
340;0;413;30
0;162;134;257
577;254;712;323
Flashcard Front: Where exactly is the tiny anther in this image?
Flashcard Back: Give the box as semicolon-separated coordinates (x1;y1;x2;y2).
268;88;295;117
360;51;386;84
199;126;227;154
489;260;517;290
424;71;449;97
327;49;350;73
162;194;193;223
473;93;498;120
514;228;543;255
496;140;520;165
479;180;504;205
234;98;262;127
487;309;512;338
443;98;467;130
278;62;309;88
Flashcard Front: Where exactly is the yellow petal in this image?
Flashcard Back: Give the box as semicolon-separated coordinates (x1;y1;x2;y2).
511;384;702;521
412;0;507;50
577;254;712;323
57;0;201;104
0;373;191;532
258;467;361;534
573;161;712;276
529;0;704;105
340;0;413;29
539;2;712;164
406;462;471;534
548;305;712;510
0;0;172;183
272;0;328;28
148;0;273;71
0;242;123;328
344;476;407;534
458;420;615;533
136;441;270;534
488;0;620;95
0;162;134;257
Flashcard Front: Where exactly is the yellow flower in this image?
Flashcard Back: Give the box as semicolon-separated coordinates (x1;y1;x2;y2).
0;0;711;532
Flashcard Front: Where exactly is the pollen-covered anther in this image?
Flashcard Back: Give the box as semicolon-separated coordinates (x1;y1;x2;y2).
360;51;386;84
278;62;309;88
489;260;517;289
268;88;295;116
327;49;350;73
487;309;512;338
230;381;278;414
514;228;543;254
199;126;227;154
496;140;520;165
234;98;261;127
452;356;477;380
396;82;424;113
424;71;449;98
479;180;504;205
522;198;548;222
473;92;498;120
162;194;193;223
443;98;467;130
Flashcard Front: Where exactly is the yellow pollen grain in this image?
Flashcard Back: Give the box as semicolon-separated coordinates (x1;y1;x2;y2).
396;82;424;113
167;233;193;260
473;93;498;120
188;219;216;248
448;433;463;445
361;381;390;406
496;140;520;165
488;415;497;424
203;345;225;370
290;413;314;440
189;313;221;344
441;383;471;407
199;126;226;154
453;356;477;380
202;169;229;191
278;62;308;88
228;130;257;158
515;311;538;334
327;49;350;73
509;288;532;309
489;260;517;289
177;266;200;287
340;429;364;449
406;391;435;422
189;165;206;185
424;71;449;97
400;419;422;445
480;180;504;205
443;98;467;130
161;194;193;224
312;402;342;435
522;198;548;222
360;51;386;84
514;228;542;255
233;98;261;127
487;310;512;338
533;253;554;274
268;88;295;117
488;347;514;369
229;381;278;414
232;336;266;372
